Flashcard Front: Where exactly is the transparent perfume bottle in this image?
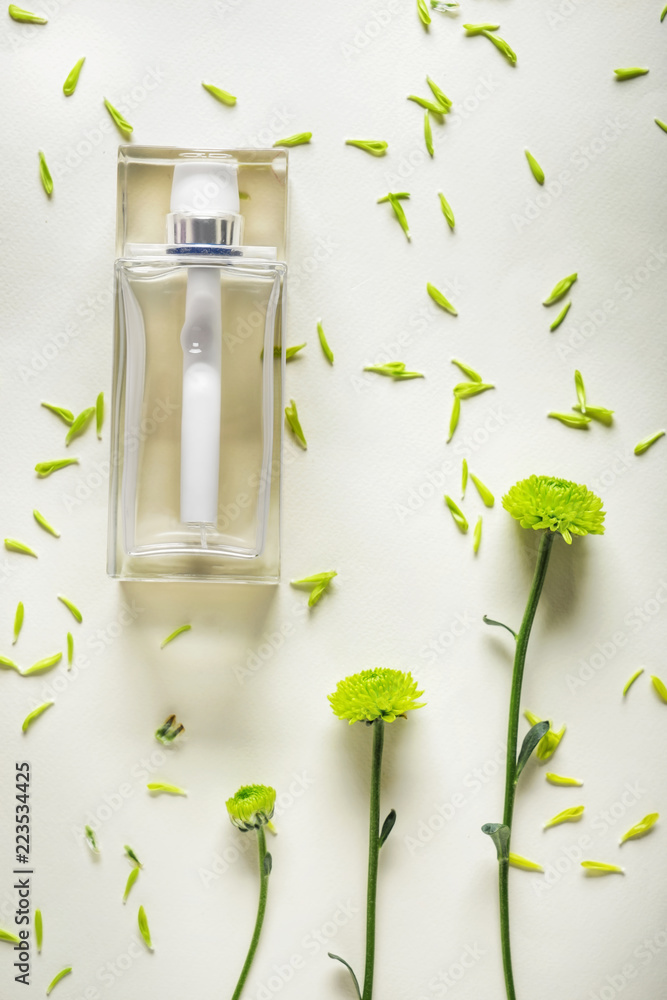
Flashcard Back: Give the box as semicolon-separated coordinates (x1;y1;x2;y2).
107;146;287;582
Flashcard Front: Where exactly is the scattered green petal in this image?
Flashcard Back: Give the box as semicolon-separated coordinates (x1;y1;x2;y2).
655;118;667;133
124;845;143;868
438;192;455;230
546;773;583;787
58;595;82;623
424;112;434;157
285;399;307;449
461;458;468;497
417;0;431;26
0;655;21;672
377;192;410;204
33;509;60;537
63;57;85;96
96;391;104;439
0;927;21;943
574;370;586;411
407;95;445;115
525;149;544;185
463;22;500;34
160;624;191;648
123;866;139;903
548;412;591;429
573;404;614;426
469;472;495;507
543;273;578;306
454;382;495;399
634;430;665;455
614;67;649;80
103;98;133;134
65;406;95;446
363;361;423;380
291;571;337;607
662;4;667;20
620;813;659;844
41;402;74;425
444;495;468;533
544;805;585;829
272;132;312;147
4;539;37;558
427;282;457;316
651;674;667;703
84;825;99;854
46;967;72;995
146;782;187;796
38;151;53;196
35;909;42;951
345;139;388;156
13;602;24;645
623;667;644;696
22;652;62;676
509;853;543;872
317;320;334;364
8;4;47;22
447;396;460;443
581;860;624;875
35;458;79;477
431;0;460;8
284;343;306;361
387;193;411;240
450;358;481;382
67;632;73;667
550;301;571;331
22;701;54;733
202;81;237;106
426;76;452;111
473;515;482;554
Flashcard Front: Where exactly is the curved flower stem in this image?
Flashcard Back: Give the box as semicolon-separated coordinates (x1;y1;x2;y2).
231;825;269;1000
499;529;554;1000
362;718;385;1000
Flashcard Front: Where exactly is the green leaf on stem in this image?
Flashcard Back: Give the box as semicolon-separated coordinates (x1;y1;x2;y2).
482;615;516;639
481;822;510;861
515;721;550;781
328;954;362;1000
379;808;397;847
263;852;273;876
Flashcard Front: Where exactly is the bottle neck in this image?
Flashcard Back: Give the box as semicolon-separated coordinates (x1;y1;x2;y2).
166;212;244;247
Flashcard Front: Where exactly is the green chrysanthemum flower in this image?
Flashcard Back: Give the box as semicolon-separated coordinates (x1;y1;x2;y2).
328;668;425;724
226;784;276;831
502;475;605;545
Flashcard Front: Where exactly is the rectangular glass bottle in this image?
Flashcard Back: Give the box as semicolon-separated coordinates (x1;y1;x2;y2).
107;146;287;582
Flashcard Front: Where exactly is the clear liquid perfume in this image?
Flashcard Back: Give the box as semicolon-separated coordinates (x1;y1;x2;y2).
107;146;287;582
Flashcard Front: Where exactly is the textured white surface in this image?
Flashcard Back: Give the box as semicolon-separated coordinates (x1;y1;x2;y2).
1;2;667;999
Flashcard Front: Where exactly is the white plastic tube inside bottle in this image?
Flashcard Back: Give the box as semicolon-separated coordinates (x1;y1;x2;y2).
169;161;241;544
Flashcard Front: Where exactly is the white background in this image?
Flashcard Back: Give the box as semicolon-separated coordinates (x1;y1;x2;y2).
1;2;666;999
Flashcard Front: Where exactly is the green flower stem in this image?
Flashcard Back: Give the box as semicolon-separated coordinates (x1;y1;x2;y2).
231;825;269;1000
499;529;554;1000
363;719;385;1000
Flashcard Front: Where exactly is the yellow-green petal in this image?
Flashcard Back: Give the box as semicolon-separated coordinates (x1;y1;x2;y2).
544;805;584;829
33;509;60;537
138;906;152;949
9;4;47;21
160;624;191;648
63;57;85;96
427;283;457;316
22;701;54;733
35;458;79;477
447;396;460;443
634;430;665;455
345;139;388;156
550;301;571;331
473;515;482;555
546;773;583;787
146;782;187;796
38;151;53;196
651;675;667;703
104;98;133;134
438;192;455;230
317;320;334;364
424;112;434;157
509;852;543;872
123;866;139;903
13;601;24;645
623;668;644;696
0;927;21;944
46;967;72;995
5;539;37;558
444;495;468;533
58;595;82;623
581;860;624;875
0;655;21;672
525;149;544;185
285;399;307;449
620;812;659;844
41;402;74;425
67;632;74;667
96;391;104;439
202;81;237;106
470;473;495;507
614;67;649;80
35;909;42;951
65;406;95;446
272;132;311;147
22;652;62;676
543;272;578;306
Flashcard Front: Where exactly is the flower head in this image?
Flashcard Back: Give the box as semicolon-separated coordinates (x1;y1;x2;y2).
328;668;425;725
502;475;605;544
226;784;276;831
